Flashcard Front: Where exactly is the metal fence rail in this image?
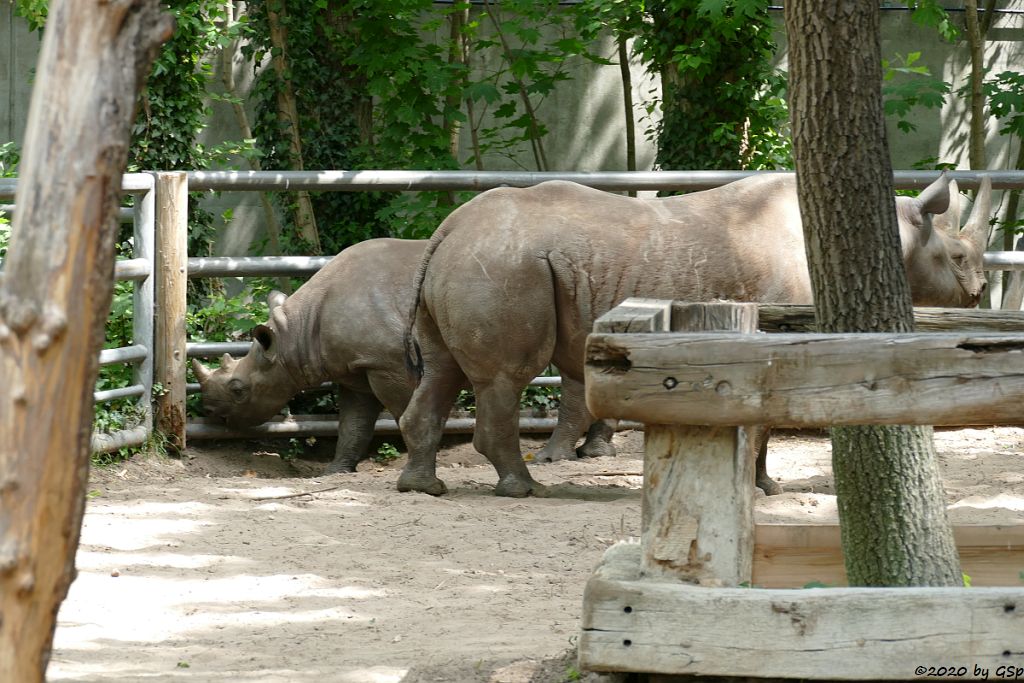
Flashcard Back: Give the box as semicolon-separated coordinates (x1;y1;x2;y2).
5;169;1024;450
179;168;1024;443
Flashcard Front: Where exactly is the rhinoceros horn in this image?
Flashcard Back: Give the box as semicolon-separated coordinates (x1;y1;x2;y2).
962;175;993;249
191;358;213;384
220;352;239;371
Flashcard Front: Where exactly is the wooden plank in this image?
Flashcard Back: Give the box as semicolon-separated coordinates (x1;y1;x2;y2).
594;298;672;333
640;302;758;586
752;523;1024;588
585;331;1024;427
757;304;1024;333
580;544;1024;679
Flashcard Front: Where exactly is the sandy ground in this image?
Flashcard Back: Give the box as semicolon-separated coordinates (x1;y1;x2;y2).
47;426;1024;682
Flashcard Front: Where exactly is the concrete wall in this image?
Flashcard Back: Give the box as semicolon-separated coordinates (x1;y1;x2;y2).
3;4;1024;254
0;4;37;147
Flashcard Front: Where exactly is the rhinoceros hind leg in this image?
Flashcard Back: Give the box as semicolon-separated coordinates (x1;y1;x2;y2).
397;346;464;496
533;374;588;464
473;380;540;497
325;388;383;474
576;419;617;459
396;469;448;496
752;425;783;495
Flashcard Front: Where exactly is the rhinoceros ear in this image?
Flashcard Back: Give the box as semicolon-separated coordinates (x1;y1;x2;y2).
962;175;993;250
268;290;287;313
916;171;952;218
252;324;277;361
931;178;961;236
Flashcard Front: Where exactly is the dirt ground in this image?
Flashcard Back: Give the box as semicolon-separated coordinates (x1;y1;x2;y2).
48;426;1024;682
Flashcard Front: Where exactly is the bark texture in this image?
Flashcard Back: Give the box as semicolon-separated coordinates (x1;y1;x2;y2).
0;1;172;679
784;0;961;586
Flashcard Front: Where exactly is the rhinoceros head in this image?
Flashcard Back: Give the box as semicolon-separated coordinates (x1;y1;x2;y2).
898;173;993;308
191;291;300;427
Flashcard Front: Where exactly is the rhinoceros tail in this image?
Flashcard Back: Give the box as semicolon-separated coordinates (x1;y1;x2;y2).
404;216;459;382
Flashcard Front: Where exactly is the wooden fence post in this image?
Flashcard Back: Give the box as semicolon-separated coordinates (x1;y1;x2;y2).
641;301;759;586
154;171;188;452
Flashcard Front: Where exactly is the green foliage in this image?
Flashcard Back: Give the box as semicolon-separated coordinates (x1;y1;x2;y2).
631;0;791;172
905;0;959;43
882;52;950;134
187;279;273;342
12;0;47;31
374;442;401;464
462;0;590;171
129;0;251;260
243;0;465;251
985;71;1024;236
986;70;1024;140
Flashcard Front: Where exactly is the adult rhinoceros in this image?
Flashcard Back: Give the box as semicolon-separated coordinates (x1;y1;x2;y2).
398;173;992;497
191;238;612;473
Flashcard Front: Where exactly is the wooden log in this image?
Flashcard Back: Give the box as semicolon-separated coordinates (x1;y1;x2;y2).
757;304;1024;333
585;331;1024;427
580;544;1023;679
752;523;1024;588
640;302;758;586
154;171;188;451
0;3;172;680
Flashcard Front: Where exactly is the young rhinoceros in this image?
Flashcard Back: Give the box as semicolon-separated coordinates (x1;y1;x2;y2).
192;238;611;473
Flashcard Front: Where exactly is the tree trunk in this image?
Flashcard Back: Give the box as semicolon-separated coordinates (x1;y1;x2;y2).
0;1;172;679
266;0;321;252
618;34;637;196
965;0;987;171
785;0;962;586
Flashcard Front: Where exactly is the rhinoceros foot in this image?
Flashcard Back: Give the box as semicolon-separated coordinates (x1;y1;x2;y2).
528;444;577;465
494;474;539;498
576;440;616;459
396;469;448;496
757;474;784;496
323;460;359;475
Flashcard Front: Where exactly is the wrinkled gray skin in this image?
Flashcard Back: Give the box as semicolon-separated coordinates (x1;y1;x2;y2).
192;238;612;473
400;173;993;497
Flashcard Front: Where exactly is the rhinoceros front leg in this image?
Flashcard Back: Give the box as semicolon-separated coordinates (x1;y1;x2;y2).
325;388;384;474
533;375;616;462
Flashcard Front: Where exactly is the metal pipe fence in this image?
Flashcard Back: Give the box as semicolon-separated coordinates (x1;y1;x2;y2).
0;172;156;454
4;169;1024;450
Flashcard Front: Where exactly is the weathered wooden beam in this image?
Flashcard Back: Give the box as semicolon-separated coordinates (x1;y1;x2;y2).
757;303;1024;333
752;523;1024;588
579;542;1023;679
594;297;671;333
585;331;1024;427
640;302;758;586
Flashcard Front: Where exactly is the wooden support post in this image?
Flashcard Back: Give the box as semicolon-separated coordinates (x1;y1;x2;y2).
154;171;188;452
640;302;758;586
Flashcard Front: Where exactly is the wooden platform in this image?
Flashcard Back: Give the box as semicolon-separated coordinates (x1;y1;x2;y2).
578;300;1024;680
